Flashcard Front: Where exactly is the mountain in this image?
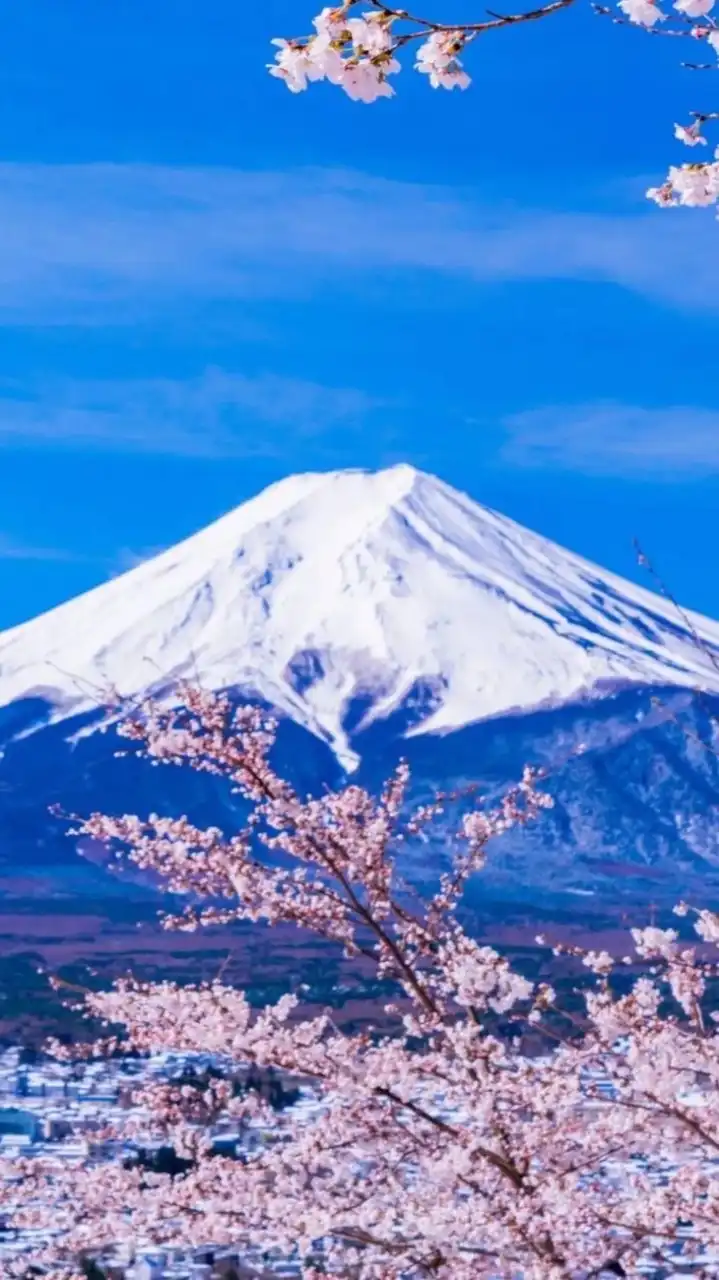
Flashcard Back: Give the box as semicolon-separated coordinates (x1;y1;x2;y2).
2;463;719;907
2;463;719;761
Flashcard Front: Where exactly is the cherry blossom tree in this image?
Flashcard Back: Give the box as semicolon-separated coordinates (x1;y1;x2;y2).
10;684;719;1278
267;1;719;211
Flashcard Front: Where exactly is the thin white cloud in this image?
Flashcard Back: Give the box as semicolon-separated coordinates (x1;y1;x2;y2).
0;368;387;456
501;402;719;477
0;534;90;562
0;164;713;323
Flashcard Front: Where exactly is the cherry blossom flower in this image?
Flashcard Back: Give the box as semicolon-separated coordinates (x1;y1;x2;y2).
631;924;679;958
583;949;615;975
674;0;715;16
646;180;678;205
694;908;719;943
675;121;708;145
672;160;719;204
267;40;324;93
309;33;348;82
415;30;472;90
618;0;666;26
312;5;352;39
346;12;394;54
341;55;401;101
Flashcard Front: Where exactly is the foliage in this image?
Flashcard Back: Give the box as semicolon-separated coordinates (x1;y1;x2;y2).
6;688;719;1276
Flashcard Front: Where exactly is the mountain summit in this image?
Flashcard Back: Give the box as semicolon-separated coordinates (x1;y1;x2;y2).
1;464;719;768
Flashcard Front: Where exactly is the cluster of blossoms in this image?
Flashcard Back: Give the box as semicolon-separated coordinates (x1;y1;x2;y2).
645;111;719;206
648;154;719;206
617;0;719;30
11;686;719;1277
267;1;567;103
269;6;403;103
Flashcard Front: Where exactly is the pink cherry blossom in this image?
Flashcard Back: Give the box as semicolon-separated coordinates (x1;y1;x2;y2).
267;40;324;93
312;5;351;38
669;160;719;204
675;121;708;144
346;13;394;54
675;0;715;15
341;55;401;101
14;686;719;1278
646;180;678;205
618;0;667;26
310;33;348;82
415;31;472;90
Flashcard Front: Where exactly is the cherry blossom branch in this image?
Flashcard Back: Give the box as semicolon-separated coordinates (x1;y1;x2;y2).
267;1;719;224
366;0;578;34
268;0;577;101
16;689;719;1278
590;0;719;206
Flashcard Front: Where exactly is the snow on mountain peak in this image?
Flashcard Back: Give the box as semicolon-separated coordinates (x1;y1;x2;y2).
1;464;719;768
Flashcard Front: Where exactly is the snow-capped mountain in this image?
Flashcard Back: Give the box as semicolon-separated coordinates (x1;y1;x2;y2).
3;463;719;907
1;463;719;770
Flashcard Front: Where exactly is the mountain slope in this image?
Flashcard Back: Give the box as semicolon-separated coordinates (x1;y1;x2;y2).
1;464;719;770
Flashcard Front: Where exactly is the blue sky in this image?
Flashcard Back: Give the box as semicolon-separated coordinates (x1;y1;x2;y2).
0;0;718;630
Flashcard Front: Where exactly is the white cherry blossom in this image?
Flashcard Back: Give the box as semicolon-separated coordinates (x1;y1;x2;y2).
346;12;394;53
675;0;715;15
667;160;719;204
309;32;347;83
675;121;708;144
646;181;677;204
312;5;351;38
268;40;324;93
415;30;472;89
341;55;401;100
618;0;667;26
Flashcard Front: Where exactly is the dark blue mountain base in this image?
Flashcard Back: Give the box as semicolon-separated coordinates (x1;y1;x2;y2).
1;683;718;910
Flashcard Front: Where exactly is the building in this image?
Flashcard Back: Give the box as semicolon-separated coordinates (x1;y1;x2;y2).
0;1108;41;1143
